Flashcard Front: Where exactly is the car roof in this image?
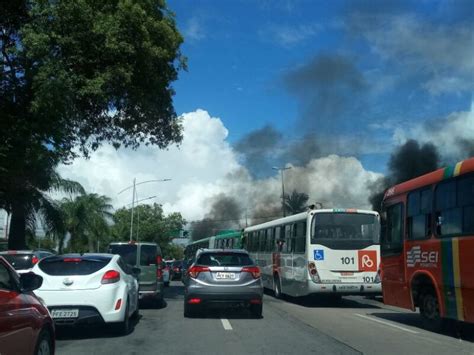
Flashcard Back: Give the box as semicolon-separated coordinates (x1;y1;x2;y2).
197;248;249;254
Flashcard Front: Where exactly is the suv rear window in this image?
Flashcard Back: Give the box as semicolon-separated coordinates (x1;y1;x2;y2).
197;252;254;267
2;254;33;270
108;244;137;265
140;245;158;266
39;256;111;276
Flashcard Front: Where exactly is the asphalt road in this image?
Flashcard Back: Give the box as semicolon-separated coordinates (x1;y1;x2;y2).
56;281;474;355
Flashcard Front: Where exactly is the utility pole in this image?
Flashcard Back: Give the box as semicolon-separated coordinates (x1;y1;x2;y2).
273;166;292;217
129;178;136;242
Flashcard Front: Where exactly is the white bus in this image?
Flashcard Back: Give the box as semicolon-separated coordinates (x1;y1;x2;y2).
243;208;381;298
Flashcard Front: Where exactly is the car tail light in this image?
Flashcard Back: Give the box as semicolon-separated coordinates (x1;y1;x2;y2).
156;256;163;265
308;262;320;283
188;266;210;278
31;256;39;265
102;270;121;284
242;266;261;279
188;298;201;304
63;258;82;262
157;269;163;279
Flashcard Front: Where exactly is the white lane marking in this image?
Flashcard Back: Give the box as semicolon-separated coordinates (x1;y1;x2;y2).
354;313;419;334
221;318;232;330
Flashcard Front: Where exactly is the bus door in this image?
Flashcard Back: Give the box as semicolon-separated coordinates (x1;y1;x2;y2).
381;202;412;309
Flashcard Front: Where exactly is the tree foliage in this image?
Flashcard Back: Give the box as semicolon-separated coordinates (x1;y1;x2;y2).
111;203;186;248
1;0;185;247
284;190;309;215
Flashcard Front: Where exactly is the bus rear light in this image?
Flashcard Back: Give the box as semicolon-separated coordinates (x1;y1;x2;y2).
242;266;261;279
188;266;210;278
308;262;320;283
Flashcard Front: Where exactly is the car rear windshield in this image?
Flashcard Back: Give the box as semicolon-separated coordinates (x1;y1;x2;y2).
197;253;254;267
108;244;137;265
38;256;111;276
2;254;33;270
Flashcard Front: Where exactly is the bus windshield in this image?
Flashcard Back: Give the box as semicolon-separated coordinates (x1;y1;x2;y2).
311;213;379;250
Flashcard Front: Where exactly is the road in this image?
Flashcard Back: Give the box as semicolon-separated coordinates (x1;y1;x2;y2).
56;281;474;355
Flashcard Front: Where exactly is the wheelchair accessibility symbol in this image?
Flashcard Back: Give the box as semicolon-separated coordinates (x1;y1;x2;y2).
314;249;325;261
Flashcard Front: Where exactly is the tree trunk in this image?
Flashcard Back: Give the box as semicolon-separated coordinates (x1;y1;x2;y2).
88;234;94;253
8;202;28;250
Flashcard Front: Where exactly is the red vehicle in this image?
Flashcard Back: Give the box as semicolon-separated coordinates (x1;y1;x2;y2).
381;157;474;330
0;256;55;355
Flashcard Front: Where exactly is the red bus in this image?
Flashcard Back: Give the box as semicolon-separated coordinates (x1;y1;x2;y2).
381;157;474;330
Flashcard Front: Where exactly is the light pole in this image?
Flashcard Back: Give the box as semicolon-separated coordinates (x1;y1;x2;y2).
272;166;292;217
118;179;171;241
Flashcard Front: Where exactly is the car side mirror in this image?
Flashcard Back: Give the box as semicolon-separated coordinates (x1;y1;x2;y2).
20;272;43;292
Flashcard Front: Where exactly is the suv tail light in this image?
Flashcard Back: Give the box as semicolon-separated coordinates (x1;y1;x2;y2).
156;256;163;265
242;266;261;279
308;262;320;283
101;270;121;284
31;256;39;265
188;266;210;278
157;269;163;279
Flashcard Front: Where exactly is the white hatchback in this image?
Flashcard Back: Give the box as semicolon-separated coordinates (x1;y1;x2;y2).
32;253;140;335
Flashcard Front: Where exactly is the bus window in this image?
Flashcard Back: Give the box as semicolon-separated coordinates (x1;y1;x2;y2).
267;228;274;252
459;175;474;233
436;180;462;236
260;230;267;252
382;204;403;255
407;188;432;240
295;222;306;253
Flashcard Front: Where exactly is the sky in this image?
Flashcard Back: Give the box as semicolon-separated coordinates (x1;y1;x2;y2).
53;0;473;227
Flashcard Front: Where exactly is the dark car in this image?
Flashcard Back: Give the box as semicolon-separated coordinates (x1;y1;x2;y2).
171;260;184;280
0;256;55;355
183;249;263;318
0;250;55;274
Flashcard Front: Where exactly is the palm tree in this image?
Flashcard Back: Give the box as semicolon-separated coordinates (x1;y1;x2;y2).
284;190;309;215
60;194;113;253
4;157;85;250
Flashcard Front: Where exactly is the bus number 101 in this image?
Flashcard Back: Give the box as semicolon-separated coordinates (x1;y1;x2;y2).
341;257;355;265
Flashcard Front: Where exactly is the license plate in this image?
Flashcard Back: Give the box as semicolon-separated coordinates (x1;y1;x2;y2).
51;309;79;318
215;272;236;279
337;285;358;291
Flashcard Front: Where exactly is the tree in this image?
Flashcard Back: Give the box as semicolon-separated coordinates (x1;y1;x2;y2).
1;0;185;249
284;190;309;215
111;203;186;248
59;193;113;253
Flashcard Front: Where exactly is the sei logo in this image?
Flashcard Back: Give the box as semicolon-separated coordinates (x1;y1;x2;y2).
358;250;377;272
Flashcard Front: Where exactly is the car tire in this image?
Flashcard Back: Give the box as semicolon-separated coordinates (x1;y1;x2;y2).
116;301;131;335
250;304;263;318
184;303;197;318
132;297;140;319
34;328;53;355
420;288;443;332
155;294;165;309
274;275;283;299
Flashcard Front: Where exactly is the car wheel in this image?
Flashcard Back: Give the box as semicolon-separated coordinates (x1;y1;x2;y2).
34;329;53;355
184;303;197;318
420;288;443;332
250;304;263;318
155;294;165;309
132;297;140;319
274;275;282;299
116;301;131;335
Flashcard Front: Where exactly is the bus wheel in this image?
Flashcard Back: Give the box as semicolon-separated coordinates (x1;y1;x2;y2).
420;288;443;332
273;275;282;299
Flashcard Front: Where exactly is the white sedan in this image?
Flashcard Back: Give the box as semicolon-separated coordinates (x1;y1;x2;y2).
32;253;139;335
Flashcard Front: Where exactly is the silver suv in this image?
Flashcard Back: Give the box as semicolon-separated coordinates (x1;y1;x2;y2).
183;249;263;318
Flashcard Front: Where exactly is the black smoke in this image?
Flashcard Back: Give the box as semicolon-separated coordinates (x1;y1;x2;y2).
369;139;440;211
190;194;243;241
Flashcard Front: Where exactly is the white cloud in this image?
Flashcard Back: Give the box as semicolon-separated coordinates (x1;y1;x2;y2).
392;102;474;162
184;16;206;41
59;109;383;224
259;23;321;47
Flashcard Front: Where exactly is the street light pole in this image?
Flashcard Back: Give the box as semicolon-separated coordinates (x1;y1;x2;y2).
118;178;170;242
273;166;292;217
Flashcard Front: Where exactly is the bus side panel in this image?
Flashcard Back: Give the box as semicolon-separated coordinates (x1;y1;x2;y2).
382;253;413;310
459;238;474;323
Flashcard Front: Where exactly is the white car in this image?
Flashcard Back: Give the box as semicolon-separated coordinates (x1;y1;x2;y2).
32;253;139;335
